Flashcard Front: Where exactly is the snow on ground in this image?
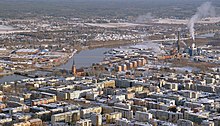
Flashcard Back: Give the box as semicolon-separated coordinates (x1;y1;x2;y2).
0;25;15;31
130;41;165;54
152;17;220;24
85;23;141;28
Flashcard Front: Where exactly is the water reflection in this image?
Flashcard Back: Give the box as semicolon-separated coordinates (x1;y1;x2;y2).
58;48;109;69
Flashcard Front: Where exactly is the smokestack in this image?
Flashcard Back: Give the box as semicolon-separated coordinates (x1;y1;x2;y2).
177;30;180;53
188;2;215;41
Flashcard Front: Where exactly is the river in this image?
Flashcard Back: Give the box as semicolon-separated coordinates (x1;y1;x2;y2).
58;47;109;69
0;74;28;84
0;47;110;83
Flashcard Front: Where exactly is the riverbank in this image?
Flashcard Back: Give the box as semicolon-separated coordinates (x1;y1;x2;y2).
87;40;139;49
0;71;14;77
0;39;142;82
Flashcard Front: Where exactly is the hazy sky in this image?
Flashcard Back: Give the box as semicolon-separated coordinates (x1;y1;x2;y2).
0;0;219;18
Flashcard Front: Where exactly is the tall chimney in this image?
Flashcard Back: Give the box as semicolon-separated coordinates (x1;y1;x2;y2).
177;30;180;53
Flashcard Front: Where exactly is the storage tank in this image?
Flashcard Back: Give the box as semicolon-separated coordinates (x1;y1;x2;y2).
122;64;127;71
137;60;142;67
126;62;133;70
117;65;122;72
142;58;147;65
132;61;138;68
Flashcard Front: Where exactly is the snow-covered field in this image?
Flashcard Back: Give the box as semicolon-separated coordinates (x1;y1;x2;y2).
151;17;220;24
0;25;15;31
0;30;35;34
85;23;141;28
0;25;36;34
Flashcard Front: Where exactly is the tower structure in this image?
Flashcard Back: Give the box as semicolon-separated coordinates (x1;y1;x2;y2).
177;30;180;53
72;59;76;76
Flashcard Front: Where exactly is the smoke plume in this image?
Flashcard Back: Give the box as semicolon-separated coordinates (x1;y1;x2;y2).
188;2;215;40
136;13;153;23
